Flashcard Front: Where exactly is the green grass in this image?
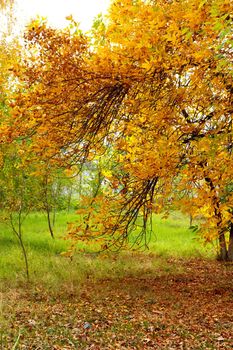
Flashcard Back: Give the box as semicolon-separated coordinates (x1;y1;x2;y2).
0;210;215;289
149;212;213;258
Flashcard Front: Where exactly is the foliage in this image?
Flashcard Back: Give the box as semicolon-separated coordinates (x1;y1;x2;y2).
2;0;233;260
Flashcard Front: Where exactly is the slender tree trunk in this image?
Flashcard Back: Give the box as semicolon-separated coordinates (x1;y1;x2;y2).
18;212;29;281
46;205;55;239
84;169;102;233
18;233;29;281
43;174;55;239
67;186;73;213
79;173;82;199
218;231;228;261
228;223;233;261
189;214;193;227
10;212;30;281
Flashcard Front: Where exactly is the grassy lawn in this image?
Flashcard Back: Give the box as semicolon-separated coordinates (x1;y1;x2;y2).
0;211;214;286
1;211;232;349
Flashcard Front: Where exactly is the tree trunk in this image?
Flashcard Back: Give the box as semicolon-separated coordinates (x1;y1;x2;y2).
18;233;30;281
218;231;228;261
189;214;193;227
227;223;233;261
202;170;229;261
67;186;73;213
43;173;55;239
46;206;55;239
10;212;30;281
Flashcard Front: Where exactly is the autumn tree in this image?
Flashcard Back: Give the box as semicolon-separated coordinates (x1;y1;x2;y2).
0;142;42;280
0;0;18;145
8;0;233;260
34;164;80;238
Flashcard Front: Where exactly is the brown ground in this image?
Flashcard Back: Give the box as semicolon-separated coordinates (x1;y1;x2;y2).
1;259;233;349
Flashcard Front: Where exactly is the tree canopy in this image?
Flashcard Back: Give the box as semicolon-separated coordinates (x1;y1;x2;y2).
1;0;233;259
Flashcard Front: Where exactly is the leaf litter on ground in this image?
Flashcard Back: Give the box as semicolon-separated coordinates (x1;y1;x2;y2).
1;258;232;349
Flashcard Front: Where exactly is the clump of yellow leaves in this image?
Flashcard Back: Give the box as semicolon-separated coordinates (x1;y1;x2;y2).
7;0;233;259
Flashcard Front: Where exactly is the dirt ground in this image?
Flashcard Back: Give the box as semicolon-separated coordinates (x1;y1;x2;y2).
1;259;233;349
